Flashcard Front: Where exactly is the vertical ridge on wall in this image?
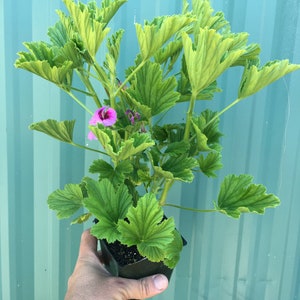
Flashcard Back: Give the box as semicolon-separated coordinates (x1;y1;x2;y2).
1;1;300;300
0;0;10;298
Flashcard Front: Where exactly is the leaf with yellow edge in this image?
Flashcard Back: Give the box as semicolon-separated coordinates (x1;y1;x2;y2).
63;0;110;59
118;193;175;262
29;119;75;143
192;0;229;32
216;174;280;218
15;42;74;88
135;14;194;60
182;28;245;95
238;60;300;99
98;0;127;25
48;183;84;219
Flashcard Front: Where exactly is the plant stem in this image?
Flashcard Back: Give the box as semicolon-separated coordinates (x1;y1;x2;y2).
76;70;102;108
205;97;242;128
65;91;93;115
159;179;174;206
164;203;217;213
71;142;108;155
183;92;197;141
113;60;147;98
70;86;94;97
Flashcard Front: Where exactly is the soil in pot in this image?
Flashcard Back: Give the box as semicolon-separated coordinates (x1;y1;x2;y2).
100;239;174;280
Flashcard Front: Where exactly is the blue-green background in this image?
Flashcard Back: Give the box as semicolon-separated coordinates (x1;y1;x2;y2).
1;0;300;299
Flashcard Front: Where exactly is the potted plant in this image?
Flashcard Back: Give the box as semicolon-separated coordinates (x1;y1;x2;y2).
15;0;300;280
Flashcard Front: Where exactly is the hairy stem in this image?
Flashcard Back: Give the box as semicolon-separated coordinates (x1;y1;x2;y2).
159;179;174;206
65;91;93;115
183;92;197;141
76;69;102;108
113;60;147;98
164;203;217;213
71;142;108;155
205;97;242;128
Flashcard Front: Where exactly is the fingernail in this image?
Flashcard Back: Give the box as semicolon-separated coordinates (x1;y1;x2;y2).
153;275;168;291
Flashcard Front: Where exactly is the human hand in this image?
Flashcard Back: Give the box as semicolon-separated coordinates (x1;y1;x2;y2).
65;229;169;300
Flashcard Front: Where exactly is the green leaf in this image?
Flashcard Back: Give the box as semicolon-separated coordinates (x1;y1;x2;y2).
199;110;223;145
161;155;198;182
135;14;194;60
152;123;186;144
165;141;190;156
199;151;223;177
89;159;133;185
15;42;74;88
120;92;152;121
89;159;114;176
54;10;94;64
48;184;84;219
89;125;118;157
48;19;69;48
231;43;261;67
55;41;84;69
90;126;154;163
238;59;300;99
29;119;75;143
63;0;110;59
192;0;229;32
117;133;155;161
127;60;180;116
177;54;222;102
193;110;223;146
118;194;175;262
182;28;245;95
98;0;127;25
84;178;133;243
216;174;280;218
91;217;120;242
163;230;183;269
106;29;124;63
153;166;174;181
191;120;211;151
154;39;183;73
84;178;132;221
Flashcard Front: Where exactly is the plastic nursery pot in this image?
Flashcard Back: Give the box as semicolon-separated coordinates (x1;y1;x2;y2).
100;239;174;280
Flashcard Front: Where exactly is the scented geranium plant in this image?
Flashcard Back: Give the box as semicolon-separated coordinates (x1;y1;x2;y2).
15;0;300;270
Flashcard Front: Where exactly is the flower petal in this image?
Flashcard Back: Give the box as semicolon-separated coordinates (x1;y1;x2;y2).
88;131;97;140
89;107;117;127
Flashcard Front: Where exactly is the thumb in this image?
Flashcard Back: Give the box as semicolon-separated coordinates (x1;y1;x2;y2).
123;274;169;299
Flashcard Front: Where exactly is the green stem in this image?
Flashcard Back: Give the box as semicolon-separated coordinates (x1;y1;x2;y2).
183;92;197;141
205;97;241;128
159;179;174;206
76;70;102;108
164;203;217;213
65;91;93;115
70;86;94;97
70;142;108;156
93;62;111;98
113;60;147;98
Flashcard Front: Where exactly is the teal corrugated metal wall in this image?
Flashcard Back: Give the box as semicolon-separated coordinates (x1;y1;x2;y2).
1;0;300;299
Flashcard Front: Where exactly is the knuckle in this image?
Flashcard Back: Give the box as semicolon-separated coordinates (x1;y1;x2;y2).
139;278;151;297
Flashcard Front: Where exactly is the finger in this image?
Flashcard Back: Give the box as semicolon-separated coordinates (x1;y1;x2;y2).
122;274;168;299
78;229;98;258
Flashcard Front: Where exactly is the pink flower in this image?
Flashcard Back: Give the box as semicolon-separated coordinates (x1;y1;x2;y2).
88;106;117;140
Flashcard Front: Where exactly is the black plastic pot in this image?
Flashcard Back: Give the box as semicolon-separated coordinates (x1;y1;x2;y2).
100;239;174;280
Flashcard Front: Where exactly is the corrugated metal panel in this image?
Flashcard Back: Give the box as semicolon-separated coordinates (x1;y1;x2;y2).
0;0;299;299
